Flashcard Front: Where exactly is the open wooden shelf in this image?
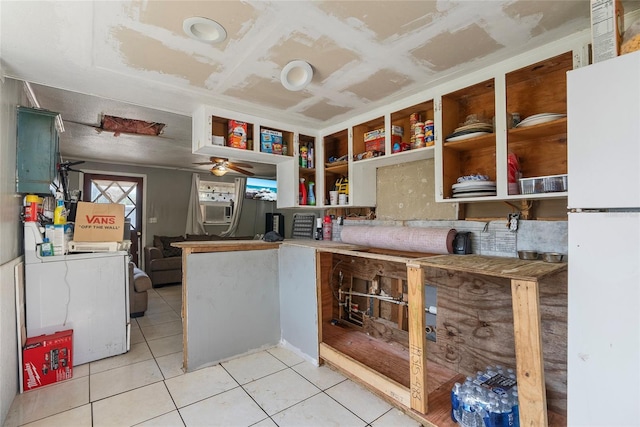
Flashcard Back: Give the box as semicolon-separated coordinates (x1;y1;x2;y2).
507;117;567;143
443;133;496;151
324;163;349;175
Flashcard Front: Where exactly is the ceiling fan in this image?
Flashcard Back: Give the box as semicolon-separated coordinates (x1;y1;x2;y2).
194;157;254;177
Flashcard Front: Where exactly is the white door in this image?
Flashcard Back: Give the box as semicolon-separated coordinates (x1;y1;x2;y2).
567;212;640;425
567;51;640;209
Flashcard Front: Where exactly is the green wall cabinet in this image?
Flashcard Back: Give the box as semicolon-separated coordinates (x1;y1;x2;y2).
16;106;60;194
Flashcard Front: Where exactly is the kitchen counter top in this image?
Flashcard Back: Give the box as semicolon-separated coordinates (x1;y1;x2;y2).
173;238;361;253
410;254;567;282
172;239;280;253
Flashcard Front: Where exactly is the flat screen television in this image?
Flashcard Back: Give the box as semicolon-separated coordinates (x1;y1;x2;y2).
245;177;277;202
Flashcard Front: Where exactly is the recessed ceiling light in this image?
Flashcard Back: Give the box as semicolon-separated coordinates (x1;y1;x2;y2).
183;17;227;43
281;60;313;91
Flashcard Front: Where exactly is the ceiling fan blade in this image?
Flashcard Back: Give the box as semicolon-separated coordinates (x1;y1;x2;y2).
229;161;253;168
226;163;255;176
193;161;215;165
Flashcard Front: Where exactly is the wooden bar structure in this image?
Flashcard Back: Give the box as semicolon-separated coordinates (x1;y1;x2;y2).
317;249;567;427
412;255;566;427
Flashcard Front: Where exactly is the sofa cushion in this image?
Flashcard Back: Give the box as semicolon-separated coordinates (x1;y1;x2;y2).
150;256;182;271
157;235;184;257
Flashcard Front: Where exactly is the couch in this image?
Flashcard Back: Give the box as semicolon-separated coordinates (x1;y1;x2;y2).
129;262;152;317
144;234;254;288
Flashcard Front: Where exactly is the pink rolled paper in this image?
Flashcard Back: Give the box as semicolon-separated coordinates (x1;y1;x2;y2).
340;226;456;254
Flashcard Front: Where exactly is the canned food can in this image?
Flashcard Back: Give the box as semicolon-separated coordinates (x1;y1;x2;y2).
424;120;435;146
410;113;420;125
414;122;424;135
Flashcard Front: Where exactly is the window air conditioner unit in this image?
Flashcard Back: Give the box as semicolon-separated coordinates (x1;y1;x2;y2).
201;201;233;224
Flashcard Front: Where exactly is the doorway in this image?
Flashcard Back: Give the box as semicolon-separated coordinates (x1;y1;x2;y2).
82;173;144;266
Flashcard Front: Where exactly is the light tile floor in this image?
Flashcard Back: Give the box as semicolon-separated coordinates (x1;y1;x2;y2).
4;284;421;427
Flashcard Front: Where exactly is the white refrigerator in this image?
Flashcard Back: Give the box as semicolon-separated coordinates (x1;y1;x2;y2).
567;51;640;425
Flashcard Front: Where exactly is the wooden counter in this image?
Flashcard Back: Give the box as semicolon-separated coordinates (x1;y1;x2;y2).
172;239;359;372
173;239;281;254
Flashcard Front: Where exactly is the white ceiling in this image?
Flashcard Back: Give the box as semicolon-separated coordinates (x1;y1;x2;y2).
2;1;638;177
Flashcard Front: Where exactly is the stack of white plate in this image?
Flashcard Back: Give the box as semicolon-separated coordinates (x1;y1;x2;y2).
451;180;496;198
445;121;493;142
515;113;566;128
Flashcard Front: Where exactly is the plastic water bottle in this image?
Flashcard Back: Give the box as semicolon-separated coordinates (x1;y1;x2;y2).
451;382;462;422
500;398;515;427
452;366;518;427
511;391;520;427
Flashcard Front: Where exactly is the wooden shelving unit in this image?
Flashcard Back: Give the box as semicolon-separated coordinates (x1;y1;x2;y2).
323;129;349;205
441;78;497;200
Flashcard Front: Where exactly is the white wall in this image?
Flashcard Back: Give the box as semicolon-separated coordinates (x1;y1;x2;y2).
0;77;26;424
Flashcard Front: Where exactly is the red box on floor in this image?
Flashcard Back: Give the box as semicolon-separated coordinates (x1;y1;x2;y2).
23;330;73;391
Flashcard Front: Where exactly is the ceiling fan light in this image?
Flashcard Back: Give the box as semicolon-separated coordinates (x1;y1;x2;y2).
281;60;313;91
211;167;227;177
183;17;227;43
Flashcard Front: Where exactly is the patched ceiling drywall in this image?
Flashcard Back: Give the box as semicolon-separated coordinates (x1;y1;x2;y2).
1;1;639;175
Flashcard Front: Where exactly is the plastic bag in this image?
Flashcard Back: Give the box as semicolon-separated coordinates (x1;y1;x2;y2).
622;18;640;54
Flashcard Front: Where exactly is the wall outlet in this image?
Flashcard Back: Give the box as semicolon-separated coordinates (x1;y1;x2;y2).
149;217;157;223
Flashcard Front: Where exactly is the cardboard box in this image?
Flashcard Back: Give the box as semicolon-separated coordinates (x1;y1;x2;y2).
227;120;247;149
260;129;282;154
23;330;73;391
73;202;125;242
591;0;624;63
260;129;283;154
365;134;402;153
364;126;404;142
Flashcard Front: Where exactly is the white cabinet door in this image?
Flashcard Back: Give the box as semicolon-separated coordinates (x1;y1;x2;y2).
568;51;640;209
568;212;640;425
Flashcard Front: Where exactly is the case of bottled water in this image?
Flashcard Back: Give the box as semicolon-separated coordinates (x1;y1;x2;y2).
451;366;519;427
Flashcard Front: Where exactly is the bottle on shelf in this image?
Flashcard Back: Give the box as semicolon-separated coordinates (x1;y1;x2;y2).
300;144;308;168
53;199;66;225
308;143;314;168
322;215;333;240
299;178;307;205
307;181;316;206
315;217;323;240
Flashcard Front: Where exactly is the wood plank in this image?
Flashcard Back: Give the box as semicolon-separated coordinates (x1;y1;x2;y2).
512;279;548;427
415;254;566;282
539;270;567;415
363;316;409;350
320;343;411;407
408;265;429;414
323;325;410;387
332;253;409;281
317;246;417;264
181;247;191;371
172;240;280;253
318;252;335;344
